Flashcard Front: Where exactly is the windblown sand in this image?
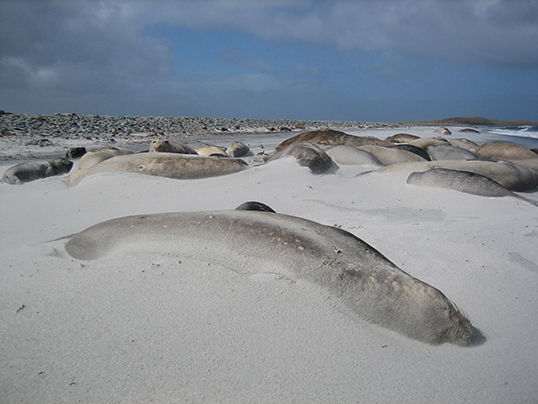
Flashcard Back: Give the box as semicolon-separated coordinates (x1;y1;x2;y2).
1;127;537;403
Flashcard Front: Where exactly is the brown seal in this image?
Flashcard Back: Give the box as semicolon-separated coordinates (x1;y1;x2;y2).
65;152;247;187
476;142;538;160
275;129;392;152
149;139;197;154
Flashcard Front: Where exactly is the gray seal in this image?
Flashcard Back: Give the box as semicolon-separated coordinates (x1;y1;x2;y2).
2;158;73;184
61;209;476;346
65;152;247;187
266;142;333;174
378;159;538;192
426;145;478;161
407;168;538;206
326;145;384;166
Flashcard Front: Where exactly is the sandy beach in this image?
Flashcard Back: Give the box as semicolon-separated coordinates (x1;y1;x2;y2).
1;125;538;403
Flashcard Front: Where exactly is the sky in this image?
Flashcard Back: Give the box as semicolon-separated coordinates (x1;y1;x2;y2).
1;0;537;122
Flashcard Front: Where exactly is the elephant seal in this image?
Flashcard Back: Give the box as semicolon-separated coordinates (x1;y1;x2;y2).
235;201;276;212
61;208;475;345
76;147;135;170
447;138;479;153
275;129;391;152
407;168;538;206
195;145;228;157
384;133;421;144
426;145;478;161
326;145;383;167
377;160;538;192
390;144;431;161
459;128;480;134
434;127;452;135
149;139;197;155
65;147;87;159
226;141;250;157
409;137;450;150
476;142;538;160
359;145;427;165
65;152;247;187
266;142;333;174
2;158;73;184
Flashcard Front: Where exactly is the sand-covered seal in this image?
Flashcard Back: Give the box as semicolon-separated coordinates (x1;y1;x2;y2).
434;127;452;135
447;138;480;154
226;141;250;157
266;142;333;173
60;208;475;345
426;145;478;161
407;168;538;206
384;133;421;144
409;137;450;150
359;145;427;165
377;160;538;192
390;144;431;161
2;158;73;184
276;129;392;151
195;145;228;157
76;147;135;170
476;142;538;160
149;139;197;155
326;145;384;166
65;152;247;187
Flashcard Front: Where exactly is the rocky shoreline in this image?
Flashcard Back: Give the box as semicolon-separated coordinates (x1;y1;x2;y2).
0;112;394;139
0;112;398;161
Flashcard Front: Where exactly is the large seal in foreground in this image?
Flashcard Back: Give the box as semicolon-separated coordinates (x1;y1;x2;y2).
65;152;247;187
62;209;474;345
2;158;73;184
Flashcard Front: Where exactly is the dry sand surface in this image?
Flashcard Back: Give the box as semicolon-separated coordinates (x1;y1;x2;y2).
1;127;538;403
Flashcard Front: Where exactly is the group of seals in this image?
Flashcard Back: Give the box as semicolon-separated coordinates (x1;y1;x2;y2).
1;158;73;184
60;203;475;346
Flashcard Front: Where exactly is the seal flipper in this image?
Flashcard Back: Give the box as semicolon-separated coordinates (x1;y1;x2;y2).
235;201;276;213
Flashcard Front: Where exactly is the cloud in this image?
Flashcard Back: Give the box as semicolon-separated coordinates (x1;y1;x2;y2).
0;0;536;119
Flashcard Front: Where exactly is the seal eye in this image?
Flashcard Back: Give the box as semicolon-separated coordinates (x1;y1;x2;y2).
138;165;144;171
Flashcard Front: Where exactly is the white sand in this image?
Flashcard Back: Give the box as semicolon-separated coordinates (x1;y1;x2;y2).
1;127;538;403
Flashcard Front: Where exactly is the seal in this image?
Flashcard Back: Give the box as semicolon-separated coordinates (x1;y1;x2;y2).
384;133;421;144
61;208;475;345
2;158;73;184
149;139;197;154
407;168;538;206
390;144;431;161
359;145;427;165
326;145;384;166
235;201;276;212
476;141;538;160
409;137;450;150
434;127;452;135
447;138;479;154
265;142;333;174
275;129;392;151
426;145;478;161
377;160;538;192
459;128;480;134
76;147;134;170
65;147;87;159
65;152;247;187
195;145;228;157
226;141;250;157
